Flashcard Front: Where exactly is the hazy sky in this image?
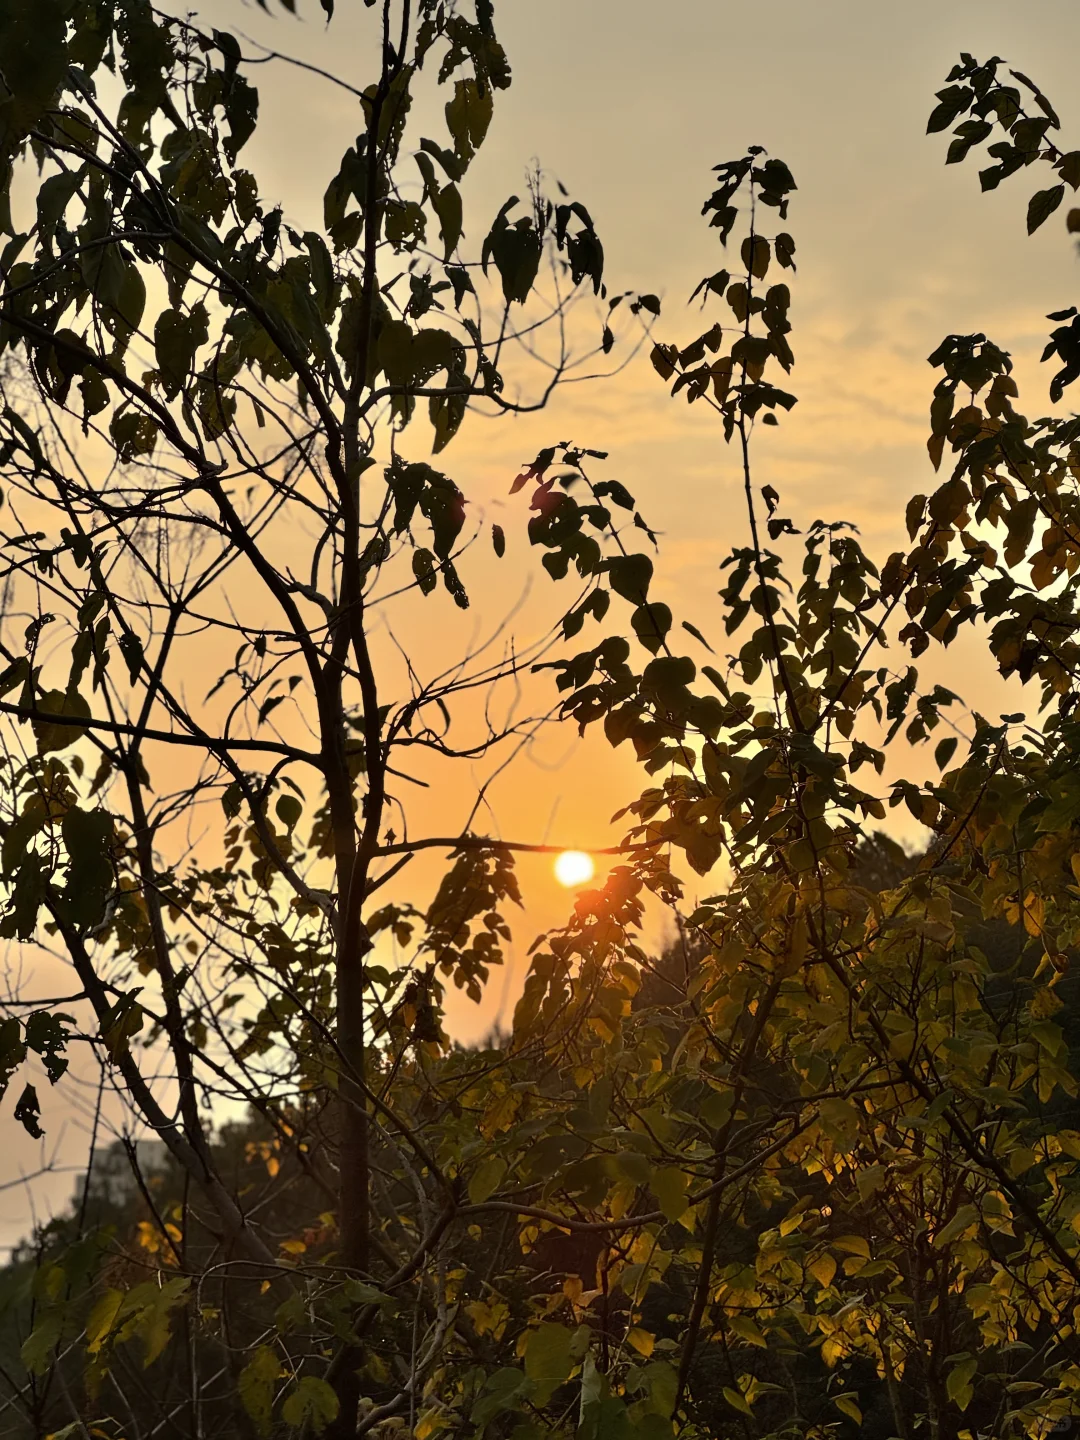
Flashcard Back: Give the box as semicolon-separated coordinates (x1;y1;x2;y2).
4;0;1080;1248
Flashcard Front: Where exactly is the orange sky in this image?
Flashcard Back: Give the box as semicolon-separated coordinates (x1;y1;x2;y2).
4;0;1080;1247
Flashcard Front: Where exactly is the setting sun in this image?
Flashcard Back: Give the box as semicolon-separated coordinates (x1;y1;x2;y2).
554;850;596;888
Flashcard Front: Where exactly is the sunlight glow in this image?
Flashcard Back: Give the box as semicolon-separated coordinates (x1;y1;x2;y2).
554;850;595;888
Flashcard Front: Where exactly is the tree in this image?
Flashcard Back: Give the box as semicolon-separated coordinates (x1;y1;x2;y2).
5;8;1080;1440
0;0;657;1433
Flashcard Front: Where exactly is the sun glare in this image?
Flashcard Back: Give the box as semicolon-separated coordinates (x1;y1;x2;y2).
554;850;596;888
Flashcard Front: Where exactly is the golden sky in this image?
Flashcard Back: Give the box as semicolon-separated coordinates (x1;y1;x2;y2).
4;0;1080;1245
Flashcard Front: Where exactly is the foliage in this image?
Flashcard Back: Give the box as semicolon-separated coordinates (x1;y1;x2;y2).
3;6;1080;1439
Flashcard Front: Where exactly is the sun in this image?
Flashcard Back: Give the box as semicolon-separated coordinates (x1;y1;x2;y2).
554;850;595;888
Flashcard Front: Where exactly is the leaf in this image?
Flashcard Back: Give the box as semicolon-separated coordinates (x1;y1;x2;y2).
485;213;542;304
468;1155;506;1205
727;1315;767;1349
239;1345;281;1436
934;1204;979;1247
60;807;113;932
650;1167;689;1222
492;523;506;558
471;1367;532;1427
808;1253;837;1288
834;1395;862;1424
681;620;714;652
13;1082;42;1138
626;1327;654;1358
275;795;302;831
631;602;672;654
650;344;676;381
118;630;144;684
413;548;437;596
430;388;466;453
129;1277;191;1367
31;687;90;754
934;736;958;770
723;1386;754;1417
86;1288;124;1356
154;303;209;398
740;234;770;279
446;78;493;164
281;1376;340;1433
832;1234;870;1259
927;85;972;134
431;180;463;259
607;553;653;603
1028;184;1065;234
101;990;145;1062
20;1311;62;1375
946;1356;977;1411
523;1323;574;1404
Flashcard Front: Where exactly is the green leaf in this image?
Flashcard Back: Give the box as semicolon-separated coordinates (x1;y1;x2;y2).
468;1154;506;1204
946;1356;977;1411
239;1345;280;1436
650;1167;689;1222
136;1278;192;1365
524;1323;574;1404
20;1310;62;1375
471;1367;532;1427
281;1376;339;1433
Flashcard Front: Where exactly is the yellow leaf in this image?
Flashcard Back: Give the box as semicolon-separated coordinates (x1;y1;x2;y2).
1008;1146;1037;1177
833;1235;870;1259
414;1409;442;1440
481;1089;519;1138
1022;892;1045;936
727;1315;767;1348
85;1289;123;1356
723;1387;754;1417
279;1238;306;1256
626;1327;655;1358
835;1395;862;1424
808;1254;837;1289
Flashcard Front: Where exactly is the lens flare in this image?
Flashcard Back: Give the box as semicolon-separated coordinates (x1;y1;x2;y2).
554;850;595;888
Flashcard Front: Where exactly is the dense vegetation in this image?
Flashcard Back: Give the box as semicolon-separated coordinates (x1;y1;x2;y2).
1;5;1080;1438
